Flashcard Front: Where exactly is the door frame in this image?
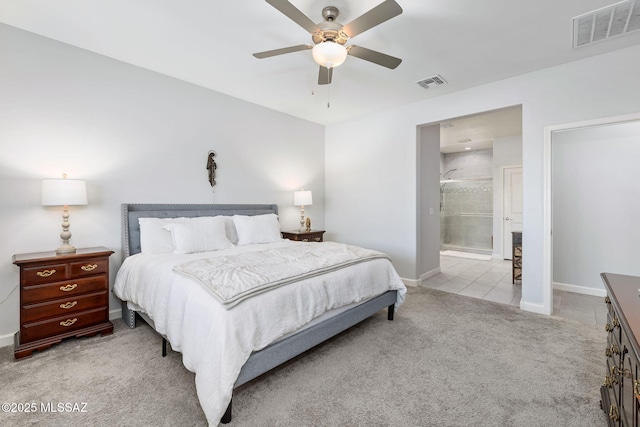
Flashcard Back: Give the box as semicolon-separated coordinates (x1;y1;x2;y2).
542;111;640;315
501;166;523;260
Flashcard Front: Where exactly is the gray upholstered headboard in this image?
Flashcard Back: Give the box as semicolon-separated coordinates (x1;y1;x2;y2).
122;203;279;257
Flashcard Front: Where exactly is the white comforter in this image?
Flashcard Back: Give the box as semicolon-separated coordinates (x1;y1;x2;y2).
113;240;406;425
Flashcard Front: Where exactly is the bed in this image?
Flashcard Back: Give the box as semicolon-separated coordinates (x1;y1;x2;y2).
113;203;406;425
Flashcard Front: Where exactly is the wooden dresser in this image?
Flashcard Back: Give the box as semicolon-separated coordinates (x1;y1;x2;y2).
512;231;522;284
600;273;640;426
13;246;114;360
281;230;325;242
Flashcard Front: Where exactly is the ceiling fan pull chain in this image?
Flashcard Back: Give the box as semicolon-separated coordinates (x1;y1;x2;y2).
327;67;331;108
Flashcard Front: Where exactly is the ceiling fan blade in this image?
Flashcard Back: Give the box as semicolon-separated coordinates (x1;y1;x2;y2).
348;45;402;69
318;66;333;85
265;0;319;34
253;44;312;59
342;0;403;38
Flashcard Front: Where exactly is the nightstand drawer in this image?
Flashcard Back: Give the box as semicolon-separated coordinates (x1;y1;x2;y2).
22;276;107;304
22;263;68;285
281;230;325;242
69;258;108;278
20;307;108;343
22;291;108;323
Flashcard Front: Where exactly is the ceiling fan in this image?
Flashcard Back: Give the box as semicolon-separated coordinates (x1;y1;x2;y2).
253;0;403;85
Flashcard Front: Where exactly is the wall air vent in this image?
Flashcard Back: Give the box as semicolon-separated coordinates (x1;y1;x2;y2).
573;0;640;48
417;75;447;89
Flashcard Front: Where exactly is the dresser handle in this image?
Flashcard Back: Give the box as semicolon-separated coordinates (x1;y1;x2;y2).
60;301;77;309
612;317;620;328
610;366;620;384
605;323;613;332
604;375;613;388
60;284;78;292
634;380;640;398
36;269;56;277
314;237;321;242
609;405;620;421
302;238;309;242
604;296;611;304
59;318;77;327
605;344;619;357
81;264;98;272
609;404;620;421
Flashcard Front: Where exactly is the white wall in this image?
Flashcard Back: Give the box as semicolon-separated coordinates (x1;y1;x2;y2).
0;24;325;344
493;135;523;258
552;121;640;291
417;125;440;282
326;43;640;313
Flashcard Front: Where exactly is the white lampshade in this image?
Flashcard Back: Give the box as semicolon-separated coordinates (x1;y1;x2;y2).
294;190;313;206
42;178;87;206
312;41;348;68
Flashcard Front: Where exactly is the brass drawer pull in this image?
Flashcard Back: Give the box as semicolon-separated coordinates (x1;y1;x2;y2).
60;301;77;309
612;317;620;328
314;237;321;242
605;344;620;357
302;238;309;242
634;380;640;398
36;269;56;277
59;318;77;327
59;284;78;292
81;264;98;272
604;375;613;388
604;296;611;304
609;404;620;421
605;323;613;332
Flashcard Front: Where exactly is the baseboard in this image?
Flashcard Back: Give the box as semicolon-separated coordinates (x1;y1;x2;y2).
0;332;14;349
553;281;607;297
401;277;421;288
109;308;122;321
400;267;442;288
520;299;550;315
421;267;441;281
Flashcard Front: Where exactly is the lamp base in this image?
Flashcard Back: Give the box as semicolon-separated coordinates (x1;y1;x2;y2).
56;244;77;255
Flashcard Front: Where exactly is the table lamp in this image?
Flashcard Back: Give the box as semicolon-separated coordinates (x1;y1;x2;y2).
293;189;312;232
41;174;87;254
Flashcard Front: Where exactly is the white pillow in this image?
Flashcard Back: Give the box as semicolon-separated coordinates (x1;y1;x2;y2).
139;217;190;254
222;216;239;245
164;216;234;254
232;213;282;245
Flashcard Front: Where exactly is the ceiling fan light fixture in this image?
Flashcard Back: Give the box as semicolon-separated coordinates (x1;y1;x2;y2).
312;41;348;68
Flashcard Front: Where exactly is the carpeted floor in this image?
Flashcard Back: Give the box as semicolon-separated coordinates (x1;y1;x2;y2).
0;287;608;426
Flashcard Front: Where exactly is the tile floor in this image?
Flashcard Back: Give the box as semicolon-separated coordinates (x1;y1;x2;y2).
421;254;608;326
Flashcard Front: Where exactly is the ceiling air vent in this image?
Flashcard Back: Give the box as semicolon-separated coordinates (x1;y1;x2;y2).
573;0;640;48
417;75;447;89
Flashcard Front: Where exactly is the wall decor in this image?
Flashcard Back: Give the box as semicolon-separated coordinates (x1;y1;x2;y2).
206;151;217;187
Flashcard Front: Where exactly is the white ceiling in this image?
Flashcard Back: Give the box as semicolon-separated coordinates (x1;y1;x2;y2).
1;0;640;127
440;106;522;154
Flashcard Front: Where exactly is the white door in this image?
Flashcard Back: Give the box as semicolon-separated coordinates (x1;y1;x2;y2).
503;167;523;260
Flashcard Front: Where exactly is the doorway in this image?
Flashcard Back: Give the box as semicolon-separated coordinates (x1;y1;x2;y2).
543;112;640;315
416;105;523;284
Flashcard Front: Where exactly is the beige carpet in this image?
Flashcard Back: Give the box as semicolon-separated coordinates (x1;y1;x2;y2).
0;287;608;426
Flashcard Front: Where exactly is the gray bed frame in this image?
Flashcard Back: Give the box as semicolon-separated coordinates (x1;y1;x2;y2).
118;203;397;423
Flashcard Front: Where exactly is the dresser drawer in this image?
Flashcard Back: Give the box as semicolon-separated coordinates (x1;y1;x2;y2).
69;258;108;278
22;276;107;304
22;263;68;285
22;291;108;323
20;307;108;343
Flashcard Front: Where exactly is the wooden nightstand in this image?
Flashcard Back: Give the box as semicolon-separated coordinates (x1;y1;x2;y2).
12;246;114;360
281;230;325;242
